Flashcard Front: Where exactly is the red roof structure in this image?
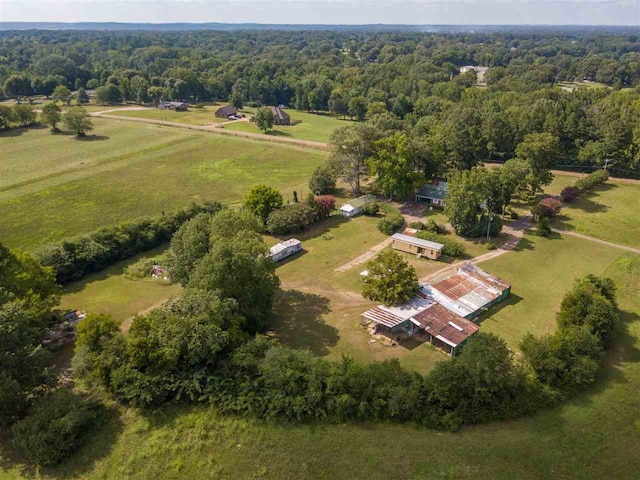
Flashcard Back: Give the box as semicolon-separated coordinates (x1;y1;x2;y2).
413;304;479;347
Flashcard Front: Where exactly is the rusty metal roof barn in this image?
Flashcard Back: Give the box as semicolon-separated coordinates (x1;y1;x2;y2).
421;262;511;320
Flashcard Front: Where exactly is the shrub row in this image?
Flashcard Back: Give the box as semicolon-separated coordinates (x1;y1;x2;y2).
75;208;619;432
561;169;609;202
265;195;336;235
409;219;447;235
414;230;466;257
38;201;222;284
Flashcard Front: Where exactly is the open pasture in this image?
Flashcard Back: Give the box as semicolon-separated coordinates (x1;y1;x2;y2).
545;174;640;248
0;118;327;250
109;104;233;125
221;109;352;143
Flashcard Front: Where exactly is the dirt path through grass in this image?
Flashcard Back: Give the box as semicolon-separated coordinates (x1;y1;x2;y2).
551;228;640;254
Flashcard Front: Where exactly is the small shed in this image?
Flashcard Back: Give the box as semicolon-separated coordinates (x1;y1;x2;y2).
391;233;444;260
271;106;291;125
416;181;447;207
268;238;302;262
340;194;376;217
215;105;237;118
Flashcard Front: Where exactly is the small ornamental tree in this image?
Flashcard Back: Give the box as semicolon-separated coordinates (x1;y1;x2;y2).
255;107;275;133
361;250;418;306
41;102;62;131
63;107;94;137
243;185;283;224
560;186;579;202
534;197;563;219
311;195;336;220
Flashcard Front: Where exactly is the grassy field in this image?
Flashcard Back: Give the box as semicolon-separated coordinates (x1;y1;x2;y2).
0;118;327;250
59;245;181;325
545;174;640;248
109;104;233;125
221;110;352;143
478;231;625;348
2;240;637;480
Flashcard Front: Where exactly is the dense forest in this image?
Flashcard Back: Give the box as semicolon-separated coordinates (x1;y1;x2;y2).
1;30;639;173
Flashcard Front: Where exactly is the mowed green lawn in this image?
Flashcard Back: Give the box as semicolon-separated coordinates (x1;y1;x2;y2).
2;242;637;480
478;231;626;348
109;104;231;125
222;110;352;143
0;118;327;250
545;174;640;248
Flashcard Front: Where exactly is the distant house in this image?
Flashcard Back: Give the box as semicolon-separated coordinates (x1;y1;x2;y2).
268;238;302;262
361;294;479;356
270;106;291;125
421;262;511;321
391;232;444;260
459;65;490;83
339;194;376;217
415;181;447;207
215;105;237;118
158;101;188;111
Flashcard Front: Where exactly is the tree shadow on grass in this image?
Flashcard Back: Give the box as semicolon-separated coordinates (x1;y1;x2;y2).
271;289;338;356
512;235;536;252
73;134;110;142
475;293;524;325
0;405;124;480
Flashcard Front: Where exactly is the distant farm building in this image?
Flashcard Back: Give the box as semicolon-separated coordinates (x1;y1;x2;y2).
340;194;376;217
215;105;237;118
416;181;447;207
362;294;479;356
270;106;291;125
158;101;188;111
391;232;444;260
268;238;302;262
421;262;511;320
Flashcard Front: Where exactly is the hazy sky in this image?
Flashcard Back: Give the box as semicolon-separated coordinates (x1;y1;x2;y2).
1;0;639;25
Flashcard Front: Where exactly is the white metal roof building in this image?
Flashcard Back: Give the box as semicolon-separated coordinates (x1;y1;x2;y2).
268;238;302;262
339;194;376;217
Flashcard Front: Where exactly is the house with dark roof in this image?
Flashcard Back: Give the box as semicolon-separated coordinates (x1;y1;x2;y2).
270;106;291;125
416;181;447;207
215;105;237;118
158;101;188;111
